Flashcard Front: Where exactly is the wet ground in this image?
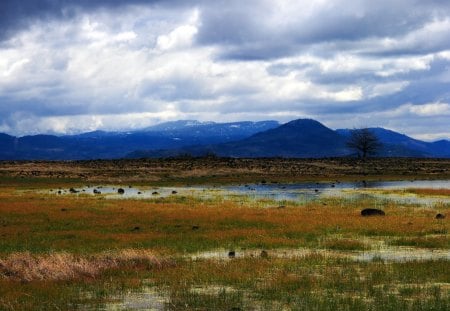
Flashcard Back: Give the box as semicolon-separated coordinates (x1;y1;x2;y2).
49;179;450;205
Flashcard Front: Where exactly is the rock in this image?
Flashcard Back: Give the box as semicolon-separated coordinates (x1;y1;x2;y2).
131;226;140;231
69;188;78;193
435;213;446;219
260;250;269;258
361;208;385;216
93;189;101;194
172;190;178;194
228;250;236;258
192;225;200;230
117;188;125;194
61;208;67;212
152;191;159;195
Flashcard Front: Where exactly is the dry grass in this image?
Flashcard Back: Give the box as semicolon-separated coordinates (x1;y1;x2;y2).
0;249;169;282
406;188;450;196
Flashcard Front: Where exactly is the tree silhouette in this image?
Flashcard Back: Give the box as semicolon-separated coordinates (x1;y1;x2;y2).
346;128;381;158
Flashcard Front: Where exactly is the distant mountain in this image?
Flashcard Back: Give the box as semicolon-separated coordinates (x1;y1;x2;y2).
215;119;349;157
1;119;449;160
130;119;350;158
140;120;280;140
129;120;450;159
0;120;279;160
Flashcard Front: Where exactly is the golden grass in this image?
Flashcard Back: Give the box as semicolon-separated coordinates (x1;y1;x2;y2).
0;249;168;282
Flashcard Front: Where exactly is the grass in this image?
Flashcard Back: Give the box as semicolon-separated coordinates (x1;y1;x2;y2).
149;256;450;310
0;160;448;310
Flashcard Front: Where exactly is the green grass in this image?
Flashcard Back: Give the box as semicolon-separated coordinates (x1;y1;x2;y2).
0;169;448;310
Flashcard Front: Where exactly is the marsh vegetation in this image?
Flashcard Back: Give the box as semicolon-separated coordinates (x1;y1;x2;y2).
0;158;448;310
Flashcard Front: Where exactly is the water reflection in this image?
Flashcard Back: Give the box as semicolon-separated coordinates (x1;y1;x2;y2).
50;180;450;205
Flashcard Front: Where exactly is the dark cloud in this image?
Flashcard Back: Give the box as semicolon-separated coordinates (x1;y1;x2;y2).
0;0;181;41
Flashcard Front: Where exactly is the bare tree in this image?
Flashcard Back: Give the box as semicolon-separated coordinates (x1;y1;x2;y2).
346;128;381;158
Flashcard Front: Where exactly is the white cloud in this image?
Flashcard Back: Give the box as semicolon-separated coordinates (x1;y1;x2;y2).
408;102;450;116
0;1;449;140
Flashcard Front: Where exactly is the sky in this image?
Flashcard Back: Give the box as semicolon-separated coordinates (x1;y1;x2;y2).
0;0;449;140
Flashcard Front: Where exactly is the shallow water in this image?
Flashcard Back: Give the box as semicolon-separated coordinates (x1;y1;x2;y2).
189;247;450;262
50;179;450;205
84;285;168;311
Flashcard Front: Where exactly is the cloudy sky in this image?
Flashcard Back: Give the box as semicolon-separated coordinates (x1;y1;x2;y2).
1;0;449;140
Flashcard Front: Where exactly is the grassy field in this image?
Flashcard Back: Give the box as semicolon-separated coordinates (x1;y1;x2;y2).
0;158;449;310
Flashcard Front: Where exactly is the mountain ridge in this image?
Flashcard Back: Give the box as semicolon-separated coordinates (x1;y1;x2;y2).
0;118;449;160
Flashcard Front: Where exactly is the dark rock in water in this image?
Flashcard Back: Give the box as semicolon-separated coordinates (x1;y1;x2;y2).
260;250;269;258
93;189;101;194
172;190;178;194
361;208;385;216
228;250;236;258
137;191;142;195
57;190;62;194
152;191;159;195
69;188;78;193
192;225;200;230
314;189;319;193
117;188;125;194
436;213;446;219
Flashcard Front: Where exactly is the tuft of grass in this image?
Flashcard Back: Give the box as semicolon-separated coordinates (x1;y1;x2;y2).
0;249;169;282
322;238;367;251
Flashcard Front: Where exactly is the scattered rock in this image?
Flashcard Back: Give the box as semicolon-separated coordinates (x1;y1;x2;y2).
361;208;385;216
93;189;101;194
435;213;446;219
131;226;140;231
192;225;200;230
260;250;269;258
314;189;319;193
152;191;159;195
57;190;61;194
171;190;178;194
69;188;78;194
137;191;142;195
228;250;236;258
117;188;125;194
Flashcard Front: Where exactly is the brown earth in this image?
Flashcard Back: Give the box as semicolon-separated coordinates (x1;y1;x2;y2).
0;157;449;185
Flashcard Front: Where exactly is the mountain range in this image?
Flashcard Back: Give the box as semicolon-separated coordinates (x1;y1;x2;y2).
0;119;449;160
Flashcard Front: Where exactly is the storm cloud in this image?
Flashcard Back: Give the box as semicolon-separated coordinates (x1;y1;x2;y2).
0;0;449;139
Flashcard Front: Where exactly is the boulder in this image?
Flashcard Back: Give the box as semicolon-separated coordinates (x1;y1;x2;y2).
361;208;385;216
435;213;446;219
